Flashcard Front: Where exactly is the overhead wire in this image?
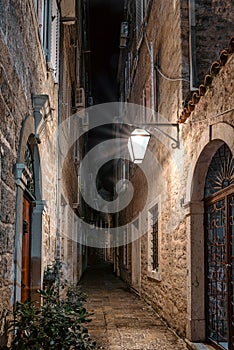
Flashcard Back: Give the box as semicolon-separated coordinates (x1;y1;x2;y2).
154;64;191;84
183;107;234;125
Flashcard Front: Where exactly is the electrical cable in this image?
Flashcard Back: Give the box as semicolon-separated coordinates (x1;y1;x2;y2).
144;31;191;84
184;107;234;125
154;65;190;84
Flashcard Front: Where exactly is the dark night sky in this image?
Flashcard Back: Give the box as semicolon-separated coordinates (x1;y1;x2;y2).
89;0;124;104
87;0;125;196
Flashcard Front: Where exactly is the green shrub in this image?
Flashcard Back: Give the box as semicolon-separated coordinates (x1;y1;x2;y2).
0;262;96;350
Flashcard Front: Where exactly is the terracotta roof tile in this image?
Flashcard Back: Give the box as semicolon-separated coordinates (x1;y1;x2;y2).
178;36;234;123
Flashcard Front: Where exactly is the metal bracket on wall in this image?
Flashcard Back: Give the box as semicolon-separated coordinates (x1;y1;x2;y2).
130;123;180;149
147;123;180;149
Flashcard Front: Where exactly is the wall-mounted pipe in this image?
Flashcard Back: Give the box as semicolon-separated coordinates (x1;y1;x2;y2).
144;35;155;121
188;0;198;91
150;41;155;118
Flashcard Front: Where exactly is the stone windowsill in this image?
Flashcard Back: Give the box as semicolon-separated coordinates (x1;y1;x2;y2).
147;269;161;281
185;339;217;350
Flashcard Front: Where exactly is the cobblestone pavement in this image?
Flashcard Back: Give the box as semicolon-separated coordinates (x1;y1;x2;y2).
80;262;189;350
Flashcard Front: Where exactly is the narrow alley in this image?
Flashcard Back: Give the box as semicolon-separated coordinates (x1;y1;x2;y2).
81;262;188;350
0;1;234;350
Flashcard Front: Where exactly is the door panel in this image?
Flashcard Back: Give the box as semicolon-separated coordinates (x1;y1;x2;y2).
21;197;31;302
206;190;234;350
206;199;228;348
228;194;234;349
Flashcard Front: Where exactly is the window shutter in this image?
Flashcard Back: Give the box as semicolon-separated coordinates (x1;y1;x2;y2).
136;0;143;40
42;0;52;61
135;0;144;46
50;0;60;82
135;0;142;40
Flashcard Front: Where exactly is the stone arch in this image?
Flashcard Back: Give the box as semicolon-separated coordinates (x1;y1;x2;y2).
186;121;234;342
186;122;234;203
17;115;35;163
14;114;45;304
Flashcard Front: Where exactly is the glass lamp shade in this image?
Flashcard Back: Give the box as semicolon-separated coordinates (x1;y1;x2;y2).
128;128;150;163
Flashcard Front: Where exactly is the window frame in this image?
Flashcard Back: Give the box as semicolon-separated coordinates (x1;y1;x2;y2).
147;196;161;280
135;0;150;47
41;0;60;82
42;0;52;62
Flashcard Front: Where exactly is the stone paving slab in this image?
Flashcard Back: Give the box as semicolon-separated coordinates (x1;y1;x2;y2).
80;262;189;350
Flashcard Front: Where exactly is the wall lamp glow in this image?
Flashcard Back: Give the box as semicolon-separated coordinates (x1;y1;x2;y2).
128;124;180;164
128;128;151;164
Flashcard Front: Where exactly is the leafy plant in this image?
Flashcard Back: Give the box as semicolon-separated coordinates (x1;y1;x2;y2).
43;259;63;291
0;261;96;350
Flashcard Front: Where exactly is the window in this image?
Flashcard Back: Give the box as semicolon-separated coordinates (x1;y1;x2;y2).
123;224;131;268
123;228;128;267
124;52;132;99
33;0;39;16
144;76;153;123
42;0;60;82
50;0;60;82
24;143;35;197
148;199;161;280
62;61;72;119
149;204;158;270
142;88;146;123
131;219;141;290
135;0;149;45
42;0;52;61
205;143;233;198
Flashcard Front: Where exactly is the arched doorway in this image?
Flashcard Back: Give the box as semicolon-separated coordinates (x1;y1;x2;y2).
15;128;44;304
21;143;36;302
204;143;234;350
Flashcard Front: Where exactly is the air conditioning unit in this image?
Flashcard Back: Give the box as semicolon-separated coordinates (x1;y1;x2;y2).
75;87;85;109
121;22;128;38
81;111;89;131
73;202;80;215
120;22;128;48
88;96;93;106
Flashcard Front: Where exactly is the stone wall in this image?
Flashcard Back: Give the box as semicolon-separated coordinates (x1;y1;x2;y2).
181;53;234;341
180;0;234;98
116;0;234;339
0;0;84;315
129;0;183;123
194;0;234;84
120;53;234;338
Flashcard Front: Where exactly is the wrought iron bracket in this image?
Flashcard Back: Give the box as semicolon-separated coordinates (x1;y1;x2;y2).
145;123;180;149
129;123;180;149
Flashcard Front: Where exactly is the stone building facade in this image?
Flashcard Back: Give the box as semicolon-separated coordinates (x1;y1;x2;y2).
0;0;88;327
115;1;234;349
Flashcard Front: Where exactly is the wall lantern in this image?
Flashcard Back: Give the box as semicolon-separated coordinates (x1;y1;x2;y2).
128;128;151;163
127;123;180;164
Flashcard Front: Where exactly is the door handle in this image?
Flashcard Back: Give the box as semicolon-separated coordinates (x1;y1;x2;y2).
226;264;231;269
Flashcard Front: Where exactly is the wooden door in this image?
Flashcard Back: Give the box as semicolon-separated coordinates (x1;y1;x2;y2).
21;196;31;302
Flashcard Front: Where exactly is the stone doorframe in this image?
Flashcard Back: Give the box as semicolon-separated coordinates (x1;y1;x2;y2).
14;95;50;304
185;121;234;342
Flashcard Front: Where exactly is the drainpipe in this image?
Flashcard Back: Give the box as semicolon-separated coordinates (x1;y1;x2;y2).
150;41;155;119
188;0;198;91
56;19;64;261
144;36;155;121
